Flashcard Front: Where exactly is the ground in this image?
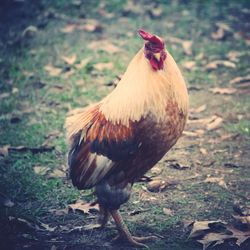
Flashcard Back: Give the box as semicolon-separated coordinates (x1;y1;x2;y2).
0;0;249;250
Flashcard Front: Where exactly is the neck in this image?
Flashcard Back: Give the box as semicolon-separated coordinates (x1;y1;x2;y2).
100;49;188;126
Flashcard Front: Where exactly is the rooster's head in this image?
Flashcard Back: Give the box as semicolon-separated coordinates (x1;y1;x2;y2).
138;29;167;71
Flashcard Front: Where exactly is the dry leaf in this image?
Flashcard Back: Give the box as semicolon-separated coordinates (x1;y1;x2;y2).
228;226;250;246
190;104;207;114
83;223;102;230
200;148;208;155
0;145;9;157
0;193;14;207
8;216;36;230
68;200;99;214
197;232;232;249
211;22;231;41
61;54;77;65
39;222;56;232
22;25;38;38
182;41;193;55
33;166;50;175
147;179;179;192
88;40;120;54
230;75;250;87
183;130;205;137
49;208;68;216
211;27;225;40
44;65;62;76
209;87;237;95
62;68;75;79
188;220;226;238
75;58;91;69
206;60;236;70
188;219;250;249
168;162;189;170
204;176;227;189
206;116;223;130
163;208;173;216
0;92;10;100
60;24;76;33
94;62;113;71
148;8;163;18
78;21;103;33
182;61;196;70
227;51;242;62
48;169;65;178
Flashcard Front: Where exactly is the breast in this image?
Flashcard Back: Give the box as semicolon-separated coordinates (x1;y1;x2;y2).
114;101;188;183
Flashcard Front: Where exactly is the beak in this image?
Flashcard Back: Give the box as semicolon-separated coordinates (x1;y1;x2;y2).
154;53;161;61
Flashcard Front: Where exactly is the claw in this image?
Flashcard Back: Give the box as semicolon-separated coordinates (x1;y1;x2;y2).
110;210;158;249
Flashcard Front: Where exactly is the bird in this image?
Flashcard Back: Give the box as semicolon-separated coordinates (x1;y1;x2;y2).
65;29;189;248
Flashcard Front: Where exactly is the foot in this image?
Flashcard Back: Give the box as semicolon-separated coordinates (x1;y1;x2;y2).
112;234;158;248
110;209;158;249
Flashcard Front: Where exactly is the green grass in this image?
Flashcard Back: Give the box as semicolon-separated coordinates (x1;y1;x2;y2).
0;0;249;249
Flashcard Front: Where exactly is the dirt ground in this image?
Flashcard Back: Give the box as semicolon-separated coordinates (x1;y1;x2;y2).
0;0;249;250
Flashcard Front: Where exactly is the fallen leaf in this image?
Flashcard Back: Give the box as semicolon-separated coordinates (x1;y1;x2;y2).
97;7;115;18
200;148;208;155
227;51;242;62
8;216;36;230
0;193;14;207
182;61;196;70
33;166;50;175
233;215;250;229
182;40;193;55
148;7;163;18
88;40;120;54
211;27;226;40
168;162;190;170
147;179;179;192
60;24;76;33
206;116;223;130
48;169;65;178
230;75;250;87
7;145;55;154
44;65;62;76
78;20;103;33
188;220;227;238
94;62;113;71
206;60;236;70
204;176;227;189
163;208;173;216
188;219;250;249
228;226;250;246
83;223;102;230
183;130;205;137
62;68;75;79
190;104;207;114
39;222;56;232
22;25;38;38
68;200;99;214
75;58;91;69
0;145;9;157
209;87;237;95
0;92;10;100
49;208;68;216
61;54;77;65
197;232;232;249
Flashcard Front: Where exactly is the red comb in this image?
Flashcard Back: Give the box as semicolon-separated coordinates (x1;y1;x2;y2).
138;29;162;44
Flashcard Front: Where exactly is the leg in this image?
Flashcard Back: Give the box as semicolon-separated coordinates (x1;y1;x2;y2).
110;210;157;249
98;205;110;228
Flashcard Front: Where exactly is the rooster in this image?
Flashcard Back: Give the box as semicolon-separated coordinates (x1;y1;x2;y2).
65;29;189;248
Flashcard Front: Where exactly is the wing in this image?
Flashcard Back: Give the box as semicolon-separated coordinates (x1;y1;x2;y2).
65;105;140;189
